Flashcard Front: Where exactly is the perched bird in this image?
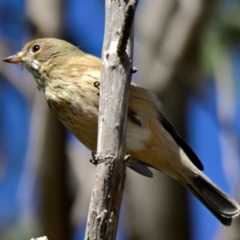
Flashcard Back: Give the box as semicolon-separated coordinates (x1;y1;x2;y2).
3;38;240;225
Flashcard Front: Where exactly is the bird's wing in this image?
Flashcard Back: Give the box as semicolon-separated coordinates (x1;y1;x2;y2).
158;111;204;171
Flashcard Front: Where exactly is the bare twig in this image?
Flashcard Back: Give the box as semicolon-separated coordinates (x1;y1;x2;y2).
84;0;138;239
117;0;137;54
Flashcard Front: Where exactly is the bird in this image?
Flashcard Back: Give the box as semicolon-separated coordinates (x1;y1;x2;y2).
3;38;240;226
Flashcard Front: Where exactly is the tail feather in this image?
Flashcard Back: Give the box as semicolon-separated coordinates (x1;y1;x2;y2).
185;174;240;226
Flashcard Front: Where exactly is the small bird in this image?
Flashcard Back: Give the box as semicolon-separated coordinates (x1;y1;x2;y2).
3;38;240;225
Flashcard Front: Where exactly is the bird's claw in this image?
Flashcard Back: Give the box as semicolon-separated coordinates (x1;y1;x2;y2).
94;81;100;89
90;151;108;165
93;81;100;96
90;151;99;165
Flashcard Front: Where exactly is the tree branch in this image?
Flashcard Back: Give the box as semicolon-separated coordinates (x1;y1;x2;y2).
117;0;137;55
84;0;137;239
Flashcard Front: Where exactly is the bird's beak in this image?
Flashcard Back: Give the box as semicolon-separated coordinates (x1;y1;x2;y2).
3;52;23;64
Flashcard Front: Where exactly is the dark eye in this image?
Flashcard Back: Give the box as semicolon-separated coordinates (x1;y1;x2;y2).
32;45;41;53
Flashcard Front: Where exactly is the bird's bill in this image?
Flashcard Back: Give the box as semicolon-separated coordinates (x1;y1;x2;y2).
3;53;22;64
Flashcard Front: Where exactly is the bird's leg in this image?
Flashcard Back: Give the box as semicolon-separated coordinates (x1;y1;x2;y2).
90;151;99;165
90;151;115;165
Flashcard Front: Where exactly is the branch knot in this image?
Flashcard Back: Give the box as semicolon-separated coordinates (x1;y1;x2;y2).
90;151;116;165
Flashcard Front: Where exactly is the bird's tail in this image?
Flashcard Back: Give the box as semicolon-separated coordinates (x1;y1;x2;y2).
184;173;240;226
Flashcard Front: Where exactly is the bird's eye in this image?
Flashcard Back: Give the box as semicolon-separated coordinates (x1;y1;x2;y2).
32;45;41;53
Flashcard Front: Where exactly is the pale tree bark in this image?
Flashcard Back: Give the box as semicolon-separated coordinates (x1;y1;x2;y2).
84;1;137;239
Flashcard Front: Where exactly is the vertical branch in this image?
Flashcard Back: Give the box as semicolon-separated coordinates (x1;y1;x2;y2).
85;0;137;239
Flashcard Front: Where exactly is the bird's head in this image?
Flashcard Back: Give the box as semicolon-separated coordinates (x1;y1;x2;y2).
4;38;80;72
3;38;82;90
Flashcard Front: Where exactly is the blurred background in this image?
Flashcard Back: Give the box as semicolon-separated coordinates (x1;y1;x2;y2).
0;0;240;239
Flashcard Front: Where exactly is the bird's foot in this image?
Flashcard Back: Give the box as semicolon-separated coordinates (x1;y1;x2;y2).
93;81;100;96
94;81;100;89
90;151;99;165
90;151;112;165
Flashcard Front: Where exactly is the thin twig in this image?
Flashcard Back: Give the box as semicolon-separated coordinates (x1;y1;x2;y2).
84;0;138;239
117;0;137;54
